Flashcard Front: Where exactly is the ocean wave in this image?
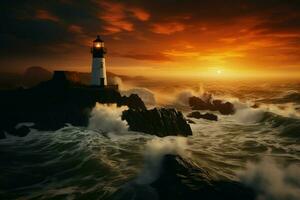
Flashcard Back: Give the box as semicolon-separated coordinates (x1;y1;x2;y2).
111;154;255;200
258;91;300;104
259;112;300;138
233;102;300;138
281;91;300;104
88;103;128;134
0;127;151;200
238;157;300;200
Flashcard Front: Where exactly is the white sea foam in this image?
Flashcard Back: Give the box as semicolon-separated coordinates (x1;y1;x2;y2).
232;101;265;123
110;76;156;106
122;87;156;106
135;136;188;185
238;157;300;200
88;103;128;133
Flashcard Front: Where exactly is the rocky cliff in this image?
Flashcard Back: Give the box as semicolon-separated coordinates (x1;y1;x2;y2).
0;71;192;138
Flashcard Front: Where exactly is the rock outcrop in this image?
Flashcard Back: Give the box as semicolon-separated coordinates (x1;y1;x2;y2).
187;111;218;121
118;94;147;110
0;71;192;138
122;108;192;137
150;155;255;200
0;71;146;136
22;66;52;87
189;96;235;115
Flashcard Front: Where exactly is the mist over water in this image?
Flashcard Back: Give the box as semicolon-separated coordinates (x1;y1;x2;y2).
1;79;300;199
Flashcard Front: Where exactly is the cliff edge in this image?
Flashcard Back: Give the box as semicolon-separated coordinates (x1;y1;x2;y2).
0;71;192;138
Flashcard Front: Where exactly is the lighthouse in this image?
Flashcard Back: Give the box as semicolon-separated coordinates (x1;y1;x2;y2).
91;35;107;86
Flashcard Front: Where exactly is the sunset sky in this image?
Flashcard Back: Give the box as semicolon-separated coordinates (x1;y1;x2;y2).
1;0;300;79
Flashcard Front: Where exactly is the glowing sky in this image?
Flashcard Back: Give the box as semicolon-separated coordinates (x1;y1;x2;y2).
1;0;300;79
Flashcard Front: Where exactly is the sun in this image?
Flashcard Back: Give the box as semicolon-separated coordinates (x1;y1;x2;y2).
216;69;223;75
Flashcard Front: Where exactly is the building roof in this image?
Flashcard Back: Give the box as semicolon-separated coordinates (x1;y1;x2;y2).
93;35;103;43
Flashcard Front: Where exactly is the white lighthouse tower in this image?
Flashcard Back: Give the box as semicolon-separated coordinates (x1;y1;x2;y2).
91;35;107;86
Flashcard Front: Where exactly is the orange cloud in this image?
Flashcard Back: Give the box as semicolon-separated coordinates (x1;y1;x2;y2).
113;52;171;61
98;1;150;34
129;7;150;21
68;25;83;34
35;10;59;22
3;0;300;78
151;22;185;35
164;50;200;58
98;1;134;34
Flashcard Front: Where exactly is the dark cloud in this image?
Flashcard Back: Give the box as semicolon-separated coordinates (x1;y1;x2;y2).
253;17;300;34
0;0;300;72
113;52;172;61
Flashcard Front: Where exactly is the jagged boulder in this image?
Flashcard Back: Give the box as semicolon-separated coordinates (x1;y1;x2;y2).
212;100;235;115
189;96;215;111
149;155;255;200
122;108;192;137
187;111;218;121
118;94;147;110
189;96;235;115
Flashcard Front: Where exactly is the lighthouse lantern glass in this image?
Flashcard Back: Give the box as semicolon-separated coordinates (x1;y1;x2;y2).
94;41;104;48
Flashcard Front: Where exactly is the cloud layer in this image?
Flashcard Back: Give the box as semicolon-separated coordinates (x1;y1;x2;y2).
1;0;300;76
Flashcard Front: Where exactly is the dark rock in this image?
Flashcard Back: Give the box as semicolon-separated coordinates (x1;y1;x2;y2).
111;154;255;200
212;100;235;115
1;71;191;138
0;71;146;135
186;119;196;124
0;130;6;139
187;111;218;121
251;103;260;108
22;66;52;87
189;96;235;115
122;108;192;137
9;126;30;137
189;96;212;110
119;94;147;110
149;155;256;200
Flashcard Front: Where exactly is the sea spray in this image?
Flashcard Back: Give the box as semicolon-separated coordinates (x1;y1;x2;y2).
135;136;188;185
164;85;205;108
110;76;157;106
230;98;300;124
88;103;128;133
112;75;206;108
238;157;300;200
121;87;156;107
258;103;300;118
233;106;265;124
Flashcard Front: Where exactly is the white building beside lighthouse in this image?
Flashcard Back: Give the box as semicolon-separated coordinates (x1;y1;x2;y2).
91;35;107;86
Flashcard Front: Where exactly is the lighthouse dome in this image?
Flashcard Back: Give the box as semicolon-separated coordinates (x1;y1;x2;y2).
93;35;103;43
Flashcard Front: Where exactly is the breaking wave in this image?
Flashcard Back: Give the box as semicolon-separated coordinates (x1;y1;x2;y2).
258;112;300;138
88;103;128;133
239;157;300;200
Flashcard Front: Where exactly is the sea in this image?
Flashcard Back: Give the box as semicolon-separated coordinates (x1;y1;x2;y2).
1;79;300;200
